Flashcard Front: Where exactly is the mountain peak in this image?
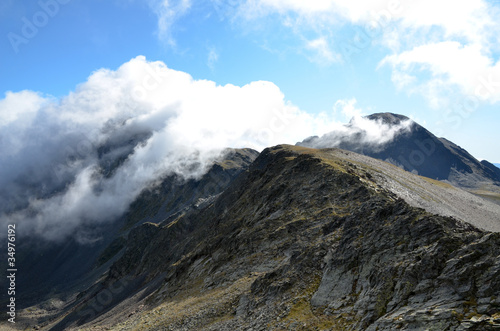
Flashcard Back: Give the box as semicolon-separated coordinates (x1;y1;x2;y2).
298;112;500;190
365;112;411;125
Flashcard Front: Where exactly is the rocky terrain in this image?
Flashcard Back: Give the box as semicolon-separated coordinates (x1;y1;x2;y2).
320;148;500;232
1;148;258;321
17;145;500;331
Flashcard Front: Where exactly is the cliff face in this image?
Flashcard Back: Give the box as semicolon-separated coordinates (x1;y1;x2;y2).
48;145;500;330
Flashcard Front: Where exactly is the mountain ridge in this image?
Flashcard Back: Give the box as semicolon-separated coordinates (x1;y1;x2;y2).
4;113;500;330
24;145;500;330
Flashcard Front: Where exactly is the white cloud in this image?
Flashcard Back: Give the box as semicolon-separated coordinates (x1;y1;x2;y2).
0;90;47;128
241;0;336;16
236;0;492;43
300;99;414;149
381;41;500;106
236;0;398;23
0;56;341;242
334;98;363;120
235;0;400;28
306;37;340;65
396;0;493;45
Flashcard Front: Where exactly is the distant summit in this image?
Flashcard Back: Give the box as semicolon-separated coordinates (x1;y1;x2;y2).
366;112;410;125
298;112;500;191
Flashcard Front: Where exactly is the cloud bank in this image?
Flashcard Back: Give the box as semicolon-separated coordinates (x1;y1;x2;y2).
1;56;342;243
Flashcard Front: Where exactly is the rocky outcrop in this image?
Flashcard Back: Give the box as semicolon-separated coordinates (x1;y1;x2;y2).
47;145;500;330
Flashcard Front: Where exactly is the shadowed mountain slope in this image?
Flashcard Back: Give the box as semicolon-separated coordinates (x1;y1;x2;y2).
298;113;500;193
1;148;258;317
34;145;500;331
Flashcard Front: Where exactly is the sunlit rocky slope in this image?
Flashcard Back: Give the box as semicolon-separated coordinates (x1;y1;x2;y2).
28;145;500;331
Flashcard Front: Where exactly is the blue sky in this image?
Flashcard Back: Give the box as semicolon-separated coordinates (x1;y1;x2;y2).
1;0;500;162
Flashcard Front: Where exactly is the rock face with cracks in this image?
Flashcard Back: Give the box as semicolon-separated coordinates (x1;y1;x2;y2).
30;145;500;330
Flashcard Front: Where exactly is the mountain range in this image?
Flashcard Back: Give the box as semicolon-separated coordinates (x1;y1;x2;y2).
2;113;500;330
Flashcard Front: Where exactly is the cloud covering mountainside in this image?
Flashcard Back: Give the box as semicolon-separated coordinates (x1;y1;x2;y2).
0;56;415;243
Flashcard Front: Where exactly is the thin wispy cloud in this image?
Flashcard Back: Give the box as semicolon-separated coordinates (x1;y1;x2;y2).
207;46;219;71
148;0;500;107
217;0;500;106
147;0;192;46
306;37;341;65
